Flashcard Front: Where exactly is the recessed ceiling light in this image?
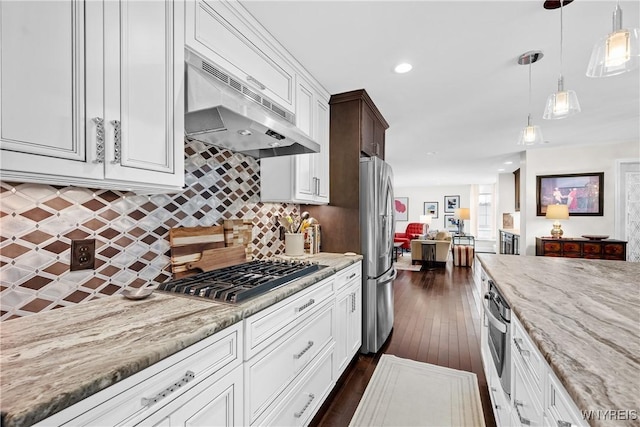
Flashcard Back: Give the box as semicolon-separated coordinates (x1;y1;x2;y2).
504;161;513;165
394;63;413;74
498;168;506;172
425;151;437;155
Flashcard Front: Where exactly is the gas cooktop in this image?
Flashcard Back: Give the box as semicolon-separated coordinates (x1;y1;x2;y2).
157;259;325;304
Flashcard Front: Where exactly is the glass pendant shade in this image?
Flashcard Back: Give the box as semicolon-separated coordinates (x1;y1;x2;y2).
518;117;544;146
586;4;640;77
543;77;581;119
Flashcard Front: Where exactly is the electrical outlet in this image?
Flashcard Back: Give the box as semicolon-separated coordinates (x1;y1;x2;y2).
70;239;96;271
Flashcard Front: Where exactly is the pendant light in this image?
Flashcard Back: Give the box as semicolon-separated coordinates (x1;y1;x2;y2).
586;1;640;77
543;0;581;119
517;51;544;146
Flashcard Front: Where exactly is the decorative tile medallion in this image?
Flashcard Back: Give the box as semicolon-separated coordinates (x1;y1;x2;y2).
0;141;299;320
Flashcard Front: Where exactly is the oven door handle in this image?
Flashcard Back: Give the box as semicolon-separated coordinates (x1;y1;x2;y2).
483;294;507;334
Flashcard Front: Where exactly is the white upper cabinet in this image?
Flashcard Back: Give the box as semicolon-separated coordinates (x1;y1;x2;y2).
185;0;295;113
184;0;330;204
0;0;184;193
260;77;330;205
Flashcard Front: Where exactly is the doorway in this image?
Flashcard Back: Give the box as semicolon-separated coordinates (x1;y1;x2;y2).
616;160;640;262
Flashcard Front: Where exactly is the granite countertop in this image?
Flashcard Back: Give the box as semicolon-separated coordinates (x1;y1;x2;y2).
477;254;640;426
0;252;362;427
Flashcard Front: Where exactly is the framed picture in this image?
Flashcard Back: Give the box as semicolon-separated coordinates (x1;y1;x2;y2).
536;172;604;216
444;195;460;213
423;201;439;219
443;214;457;231
394;197;409;221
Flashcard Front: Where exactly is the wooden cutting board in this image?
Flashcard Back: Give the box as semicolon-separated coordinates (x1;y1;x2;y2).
186;246;246;272
169;226;226;277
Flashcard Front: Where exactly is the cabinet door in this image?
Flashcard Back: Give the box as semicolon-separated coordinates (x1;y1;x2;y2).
103;0;184;188
145;364;244;427
360;104;376;157
186;0;294;112
373;119;385;159
293;79;315;200
0;0;103;180
314;100;330;202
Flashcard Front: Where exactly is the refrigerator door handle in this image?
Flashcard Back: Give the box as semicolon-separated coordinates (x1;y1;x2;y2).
373;267;397;283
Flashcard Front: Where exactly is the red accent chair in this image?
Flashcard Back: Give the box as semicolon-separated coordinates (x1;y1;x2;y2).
394;223;427;251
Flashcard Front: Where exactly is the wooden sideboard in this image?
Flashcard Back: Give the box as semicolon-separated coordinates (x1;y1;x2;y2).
535;237;627;260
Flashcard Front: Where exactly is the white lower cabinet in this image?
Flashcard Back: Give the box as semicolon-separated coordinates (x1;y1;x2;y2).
245;301;334;424
334;262;362;378
36;323;243;426
480;274;588;427
142;363;244;427
258;343;335;427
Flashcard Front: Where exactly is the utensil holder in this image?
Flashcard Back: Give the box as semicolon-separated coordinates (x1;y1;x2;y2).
285;233;304;256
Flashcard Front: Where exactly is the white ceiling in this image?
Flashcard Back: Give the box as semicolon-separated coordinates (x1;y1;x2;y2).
241;0;640;187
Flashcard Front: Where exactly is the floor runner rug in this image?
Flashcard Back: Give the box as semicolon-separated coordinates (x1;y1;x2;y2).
349;354;486;426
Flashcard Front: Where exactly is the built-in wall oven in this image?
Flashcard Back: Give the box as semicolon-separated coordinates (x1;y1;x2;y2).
483;280;512;395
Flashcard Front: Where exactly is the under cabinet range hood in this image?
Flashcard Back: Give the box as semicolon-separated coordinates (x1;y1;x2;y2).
184;51;320;158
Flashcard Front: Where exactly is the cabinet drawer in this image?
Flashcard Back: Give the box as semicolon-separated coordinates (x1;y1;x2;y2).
543;242;561;253
259;344;335;427
512;317;544;395
244;276;333;359
546;370;586;427
186;0;294;112
512;357;543;426
562;242;581;253
334;262;361;293
582;243;601;255
39;323;243;426
245;301;334;424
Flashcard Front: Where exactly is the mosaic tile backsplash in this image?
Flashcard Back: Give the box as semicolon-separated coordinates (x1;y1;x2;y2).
0;140;299;321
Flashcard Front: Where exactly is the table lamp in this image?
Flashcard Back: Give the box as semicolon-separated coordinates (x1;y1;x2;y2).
546;204;569;238
454;208;470;235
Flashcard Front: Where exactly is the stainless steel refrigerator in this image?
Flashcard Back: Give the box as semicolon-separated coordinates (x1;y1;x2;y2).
360;156;397;353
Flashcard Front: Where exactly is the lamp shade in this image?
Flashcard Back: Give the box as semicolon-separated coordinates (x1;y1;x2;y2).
419;215;432;225
454;208;470;220
586;4;640;77
546;204;569;220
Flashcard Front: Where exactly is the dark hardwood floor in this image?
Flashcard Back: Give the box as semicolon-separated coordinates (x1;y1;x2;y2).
310;259;496;427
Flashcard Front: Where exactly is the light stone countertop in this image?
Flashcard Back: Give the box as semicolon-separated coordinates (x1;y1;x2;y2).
477;254;640;427
0;253;362;427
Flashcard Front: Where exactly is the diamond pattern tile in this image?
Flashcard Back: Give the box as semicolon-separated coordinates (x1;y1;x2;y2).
0;141;300;320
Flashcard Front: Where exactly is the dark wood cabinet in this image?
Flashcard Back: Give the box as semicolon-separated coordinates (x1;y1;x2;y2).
535;237;627;260
303;89;389;253
331;89;389;160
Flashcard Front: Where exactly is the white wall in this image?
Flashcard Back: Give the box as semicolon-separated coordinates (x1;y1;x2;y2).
394;185;471;233
496;171;520;231
521;140;640;255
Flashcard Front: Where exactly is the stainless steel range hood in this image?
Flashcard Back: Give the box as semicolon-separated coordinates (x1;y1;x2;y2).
184;50;319;158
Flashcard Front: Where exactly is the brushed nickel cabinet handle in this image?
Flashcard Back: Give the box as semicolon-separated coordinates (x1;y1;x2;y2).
293;340;314;359
93;117;105;163
294;393;315;418
351;292;356;313
514;400;531;425
514;337;530;357
141;370;195;408
246;75;266;90
295;298;315;313
111;120;121;164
